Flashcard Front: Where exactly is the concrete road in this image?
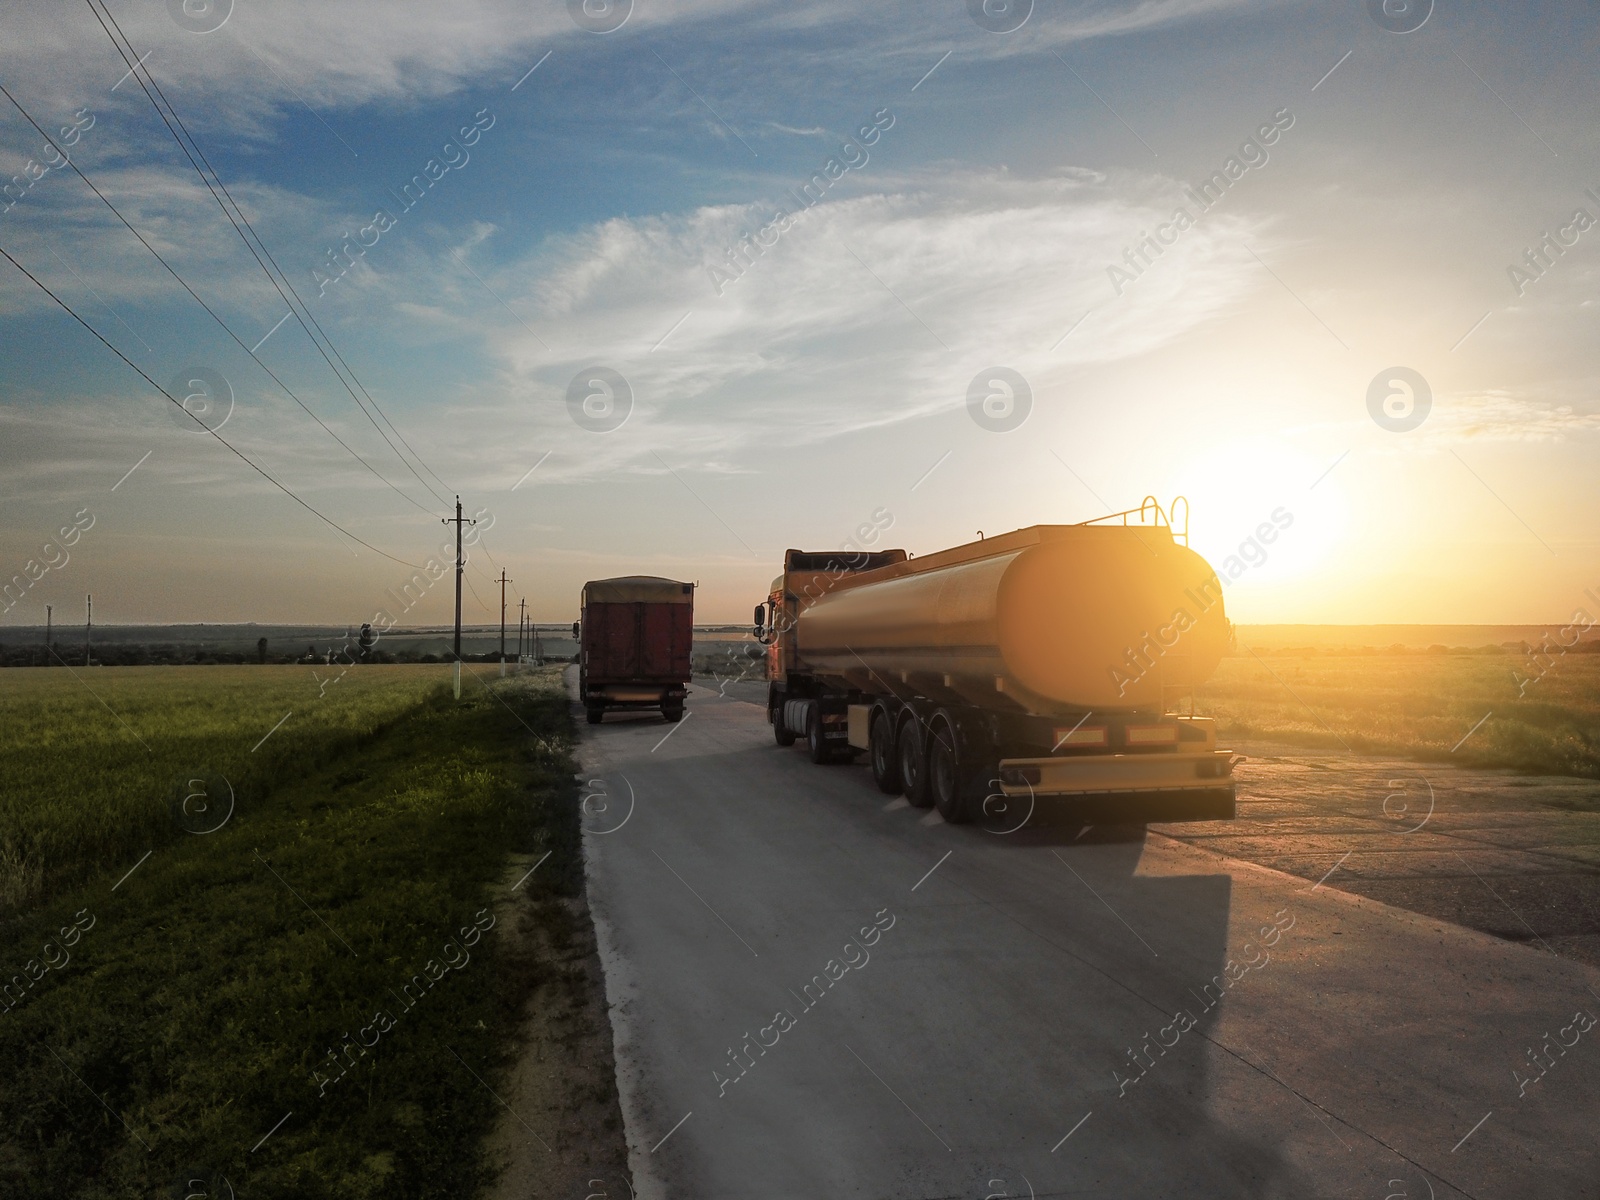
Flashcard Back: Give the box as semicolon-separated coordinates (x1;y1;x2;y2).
1161;740;1600;970
577;677;1600;1200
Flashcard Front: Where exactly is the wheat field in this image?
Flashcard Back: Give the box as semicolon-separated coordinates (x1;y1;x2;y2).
0;664;450;915
1193;650;1600;778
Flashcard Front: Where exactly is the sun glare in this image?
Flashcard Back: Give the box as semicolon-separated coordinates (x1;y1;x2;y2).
1171;437;1350;589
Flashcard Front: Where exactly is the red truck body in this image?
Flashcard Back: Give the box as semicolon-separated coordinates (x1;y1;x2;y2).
579;576;694;723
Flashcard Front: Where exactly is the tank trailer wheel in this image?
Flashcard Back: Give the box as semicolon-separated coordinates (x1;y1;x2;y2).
806;704;834;765
898;715;933;808
869;708;901;794
929;710;989;824
927;716;974;823
772;704;797;746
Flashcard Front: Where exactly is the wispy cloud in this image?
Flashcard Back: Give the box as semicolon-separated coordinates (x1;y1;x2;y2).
1426;392;1600;443
0;0;1275;142
377;168;1274;486
764;122;830;139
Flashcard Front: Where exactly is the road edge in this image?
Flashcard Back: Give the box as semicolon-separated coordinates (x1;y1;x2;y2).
569;663;668;1200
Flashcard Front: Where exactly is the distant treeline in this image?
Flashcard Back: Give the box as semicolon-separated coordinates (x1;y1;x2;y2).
4;639;1596;668
0;642;579;668
1243;642;1600;657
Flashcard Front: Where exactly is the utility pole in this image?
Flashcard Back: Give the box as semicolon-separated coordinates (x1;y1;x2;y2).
517;598;527;664
497;569;512;677
440;497;476;698
85;594;91;666
45;604;51;666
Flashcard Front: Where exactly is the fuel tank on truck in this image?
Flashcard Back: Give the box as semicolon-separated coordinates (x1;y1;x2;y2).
792;524;1228;713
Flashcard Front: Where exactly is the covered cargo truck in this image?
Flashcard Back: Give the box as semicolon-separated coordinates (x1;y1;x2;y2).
579;576;694;724
753;509;1239;825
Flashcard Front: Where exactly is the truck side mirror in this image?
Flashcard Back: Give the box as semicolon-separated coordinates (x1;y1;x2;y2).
752;603;766;638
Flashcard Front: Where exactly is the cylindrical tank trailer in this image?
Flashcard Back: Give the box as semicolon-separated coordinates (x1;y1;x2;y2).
755;520;1239;826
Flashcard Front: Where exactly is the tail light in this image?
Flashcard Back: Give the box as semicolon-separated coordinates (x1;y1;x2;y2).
1052;725;1107;750
1125;724;1179;746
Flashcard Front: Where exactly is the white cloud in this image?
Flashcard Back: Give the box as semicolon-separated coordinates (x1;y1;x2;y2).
764;122;830;139
0;0;1276;142
0;1;736;137
1428;391;1600;443
386;167;1275;486
0;153;1280;523
1032;0;1277;41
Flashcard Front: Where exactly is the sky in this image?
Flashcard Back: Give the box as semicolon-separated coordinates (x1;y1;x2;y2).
1;0;1598;629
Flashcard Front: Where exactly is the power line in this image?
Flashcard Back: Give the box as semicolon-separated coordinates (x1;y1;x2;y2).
0;81;438;517
83;0;455;507
0;238;426;569
83;0;445;502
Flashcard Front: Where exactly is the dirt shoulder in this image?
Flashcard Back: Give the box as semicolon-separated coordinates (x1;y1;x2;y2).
481;677;630;1200
481;860;630;1200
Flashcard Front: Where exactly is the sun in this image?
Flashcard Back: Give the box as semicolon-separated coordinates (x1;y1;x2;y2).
1169;437;1350;586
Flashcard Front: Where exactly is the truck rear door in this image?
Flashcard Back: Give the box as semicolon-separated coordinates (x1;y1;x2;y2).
588;603;640;681
639;602;691;680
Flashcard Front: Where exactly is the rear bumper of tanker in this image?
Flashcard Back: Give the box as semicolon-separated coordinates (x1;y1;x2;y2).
995;750;1237;822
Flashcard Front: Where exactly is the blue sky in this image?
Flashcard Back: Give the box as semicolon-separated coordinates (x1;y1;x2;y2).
2;0;1598;627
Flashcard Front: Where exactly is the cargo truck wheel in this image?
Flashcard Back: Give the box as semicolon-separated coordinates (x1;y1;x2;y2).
898;715;933;808
869;709;901;794
928;713;976;824
585;703;604;725
662;701;684;723
806;706;834;765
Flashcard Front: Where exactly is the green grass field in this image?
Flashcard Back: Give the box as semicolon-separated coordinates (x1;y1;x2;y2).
0;664;457;914
1196;650;1600;777
0;664;585;1199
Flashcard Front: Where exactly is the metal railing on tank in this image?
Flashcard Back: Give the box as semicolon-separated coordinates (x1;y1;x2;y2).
1075;494;1190;547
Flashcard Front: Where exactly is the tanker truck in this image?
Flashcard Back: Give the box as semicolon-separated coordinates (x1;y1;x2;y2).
753;510;1239;825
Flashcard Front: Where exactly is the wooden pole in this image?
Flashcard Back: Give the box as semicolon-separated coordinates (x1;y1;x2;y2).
440;497;476;697
497;569;511;676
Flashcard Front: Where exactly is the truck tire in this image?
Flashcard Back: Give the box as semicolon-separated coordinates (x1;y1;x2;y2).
586;702;604;725
927;713;974;823
898;714;933;808
806;705;834;765
662;700;684;723
869;708;901;794
772;704;796;746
